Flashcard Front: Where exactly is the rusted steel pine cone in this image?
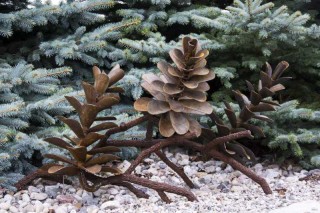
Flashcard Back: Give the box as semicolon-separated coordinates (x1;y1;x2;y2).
38;65;125;190
134;37;215;137
209;61;291;162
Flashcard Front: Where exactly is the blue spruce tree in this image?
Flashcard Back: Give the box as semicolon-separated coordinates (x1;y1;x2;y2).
1;0;320;189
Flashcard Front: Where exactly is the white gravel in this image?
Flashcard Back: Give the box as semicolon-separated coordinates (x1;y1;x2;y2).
0;150;319;213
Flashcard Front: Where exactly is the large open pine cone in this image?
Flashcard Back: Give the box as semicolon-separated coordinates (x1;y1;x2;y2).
134;37;214;137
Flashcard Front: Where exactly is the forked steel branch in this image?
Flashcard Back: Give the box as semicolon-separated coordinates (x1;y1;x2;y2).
104;114;272;195
15;114;272;203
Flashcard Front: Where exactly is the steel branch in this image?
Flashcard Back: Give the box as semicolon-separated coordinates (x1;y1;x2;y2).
204;130;253;150
157;190;171;203
145;120;153;140
116;182;149;199
14;169;71;191
155;150;195;188
124;136;198;174
105;133;198;148
94;115;150;148
207;149;272;194
104;174;197;202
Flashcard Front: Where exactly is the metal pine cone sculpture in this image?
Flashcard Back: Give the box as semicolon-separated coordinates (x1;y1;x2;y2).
134;37;214;137
38;65;125;191
209;61;291;162
15;65;198;202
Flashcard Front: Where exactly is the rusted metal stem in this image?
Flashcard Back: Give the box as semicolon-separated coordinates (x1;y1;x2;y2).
103;174;197;202
204;130;253;150
116;130;271;195
14;169;70;191
207;149;272;194
145;120;153;140
120;131;253;189
157;190;171;203
124;136;198;174
116;182;149;198
105;133;198;148
16;112;271;202
155;150;195;188
94;115;150;148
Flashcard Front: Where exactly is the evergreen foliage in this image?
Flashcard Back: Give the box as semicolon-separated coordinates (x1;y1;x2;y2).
0;0;29;13
1;0;320;189
0;60;74;189
262;101;320;169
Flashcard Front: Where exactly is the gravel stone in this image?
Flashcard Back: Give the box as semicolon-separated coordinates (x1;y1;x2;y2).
55;205;68;213
22;193;30;202
34;200;44;212
68;187;77;193
30;192;48;201
264;168;282;179
85;205;99;213
217;181;231;193
93;189;106;197
45;185;60;198
9;206;18;213
203;160;215;167
57;194;75;204
269;200;320;213
28;185;40;193
144;158;154;164
100;200;121;210
184;165;197;177
215;167;222;172
82;191;97;205
308;169;320;175
5;153;320;213
118;160;131;172
135;165;142;174
0;202;10;210
224;165;234;173
23;204;34;212
158;162;167;169
3;194;13;203
199;175;212;184
252;163;263;172
148;167;158;175
107;188;119;195
76;189;83;196
179;158;190;166
170;176;181;184
204;165;216;173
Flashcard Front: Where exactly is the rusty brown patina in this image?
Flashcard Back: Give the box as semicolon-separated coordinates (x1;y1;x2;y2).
15;37;292;202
